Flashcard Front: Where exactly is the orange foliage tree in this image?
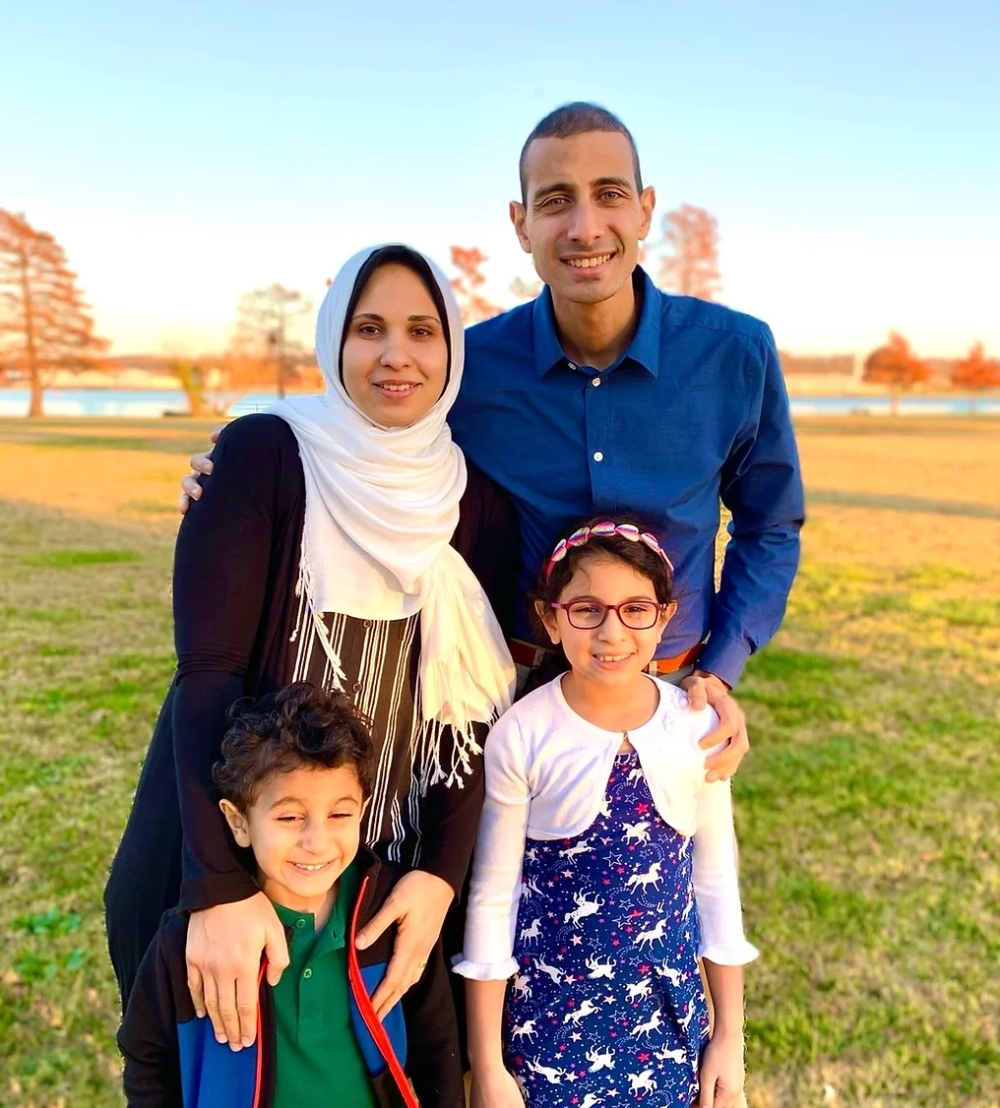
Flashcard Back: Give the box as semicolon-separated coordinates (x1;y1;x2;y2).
952;342;1000;391
0;209;109;417
651;204;721;301
863;331;931;414
450;247;503;323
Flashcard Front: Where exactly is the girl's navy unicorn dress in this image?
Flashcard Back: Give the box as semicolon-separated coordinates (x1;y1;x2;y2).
505;749;709;1106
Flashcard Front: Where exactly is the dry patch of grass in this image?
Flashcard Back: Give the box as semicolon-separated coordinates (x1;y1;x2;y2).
796;417;1000;509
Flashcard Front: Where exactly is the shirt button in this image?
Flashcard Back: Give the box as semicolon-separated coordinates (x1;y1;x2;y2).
591;377;601;387
352;681;362;693
567;362;577;371
363;619;372;629
593;451;604;462
303;967;313;979
295;918;306;929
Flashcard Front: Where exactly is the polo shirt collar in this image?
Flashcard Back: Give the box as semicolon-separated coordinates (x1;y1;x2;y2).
271;860;361;954
531;266;661;377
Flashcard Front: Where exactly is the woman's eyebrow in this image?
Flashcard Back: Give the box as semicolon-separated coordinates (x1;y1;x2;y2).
350;312;440;323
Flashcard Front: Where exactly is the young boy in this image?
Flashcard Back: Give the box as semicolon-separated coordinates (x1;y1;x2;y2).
118;682;462;1108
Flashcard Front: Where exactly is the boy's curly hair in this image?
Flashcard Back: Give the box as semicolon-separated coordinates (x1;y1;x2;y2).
211;682;376;813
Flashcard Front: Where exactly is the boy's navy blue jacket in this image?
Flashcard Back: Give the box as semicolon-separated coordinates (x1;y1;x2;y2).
118;847;463;1108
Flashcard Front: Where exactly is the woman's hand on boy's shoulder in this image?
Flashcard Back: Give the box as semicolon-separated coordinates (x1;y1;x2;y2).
682;671;749;783
354;868;454;1019
186;892;289;1049
697;1027;745;1108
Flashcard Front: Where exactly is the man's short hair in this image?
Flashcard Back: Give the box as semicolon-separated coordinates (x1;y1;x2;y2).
518;102;643;203
212;682;376;812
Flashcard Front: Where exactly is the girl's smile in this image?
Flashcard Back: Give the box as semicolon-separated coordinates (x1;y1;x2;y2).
537;554;675;705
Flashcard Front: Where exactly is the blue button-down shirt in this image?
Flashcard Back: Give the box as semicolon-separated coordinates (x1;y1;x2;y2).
449;268;804;687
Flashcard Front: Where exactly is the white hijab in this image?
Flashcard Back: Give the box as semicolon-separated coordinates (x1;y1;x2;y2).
270;245;514;788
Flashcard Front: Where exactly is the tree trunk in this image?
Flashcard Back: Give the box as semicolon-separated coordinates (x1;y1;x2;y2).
19;239;43;417
28;367;44;418
889;387;899;417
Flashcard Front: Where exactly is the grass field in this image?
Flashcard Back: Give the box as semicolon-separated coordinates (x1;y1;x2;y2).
1;416;998;1107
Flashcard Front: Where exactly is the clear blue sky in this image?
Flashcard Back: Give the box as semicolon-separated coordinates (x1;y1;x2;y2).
3;0;998;356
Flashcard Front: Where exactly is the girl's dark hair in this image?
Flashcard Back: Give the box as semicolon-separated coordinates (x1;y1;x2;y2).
340;244;452;382
522;514;676;695
211;682;376;813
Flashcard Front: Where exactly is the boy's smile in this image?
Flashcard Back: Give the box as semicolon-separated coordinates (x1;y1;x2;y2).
221;763;367;928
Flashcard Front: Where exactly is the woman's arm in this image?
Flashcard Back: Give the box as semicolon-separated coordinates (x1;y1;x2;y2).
413;720;487;895
170;415;300;1046
171;415;294;910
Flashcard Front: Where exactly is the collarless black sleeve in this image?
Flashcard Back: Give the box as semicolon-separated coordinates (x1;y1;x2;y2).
171;414;303;911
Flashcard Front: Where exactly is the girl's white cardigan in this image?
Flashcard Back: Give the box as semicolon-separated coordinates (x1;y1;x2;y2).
454;676;759;980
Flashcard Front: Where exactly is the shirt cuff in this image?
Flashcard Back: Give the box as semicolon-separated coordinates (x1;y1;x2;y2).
177;871;259;914
451;953;518;980
698;939;759;966
696;633;751;689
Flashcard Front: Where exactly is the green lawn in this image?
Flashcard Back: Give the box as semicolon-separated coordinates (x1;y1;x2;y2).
0;419;997;1106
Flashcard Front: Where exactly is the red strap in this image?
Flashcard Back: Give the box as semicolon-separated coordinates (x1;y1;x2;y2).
252;961;266;1108
347;876;419;1108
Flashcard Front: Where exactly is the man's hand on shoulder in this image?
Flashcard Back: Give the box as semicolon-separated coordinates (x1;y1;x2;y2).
178;426;223;514
681;669;749;783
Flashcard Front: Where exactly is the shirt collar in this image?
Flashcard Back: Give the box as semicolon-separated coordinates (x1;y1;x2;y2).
271;859;361;953
531;266;661;377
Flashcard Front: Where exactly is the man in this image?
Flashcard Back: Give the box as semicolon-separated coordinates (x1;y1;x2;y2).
177;102;804;1056
449;104;802;704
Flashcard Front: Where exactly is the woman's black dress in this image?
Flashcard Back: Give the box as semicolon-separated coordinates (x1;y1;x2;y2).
104;414;518;1003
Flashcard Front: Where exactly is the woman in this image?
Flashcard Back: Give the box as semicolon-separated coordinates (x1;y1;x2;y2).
104;245;517;1067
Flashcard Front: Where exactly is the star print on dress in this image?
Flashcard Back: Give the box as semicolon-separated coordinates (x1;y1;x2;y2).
503;751;709;1106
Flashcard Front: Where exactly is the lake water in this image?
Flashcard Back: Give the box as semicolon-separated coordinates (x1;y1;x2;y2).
1;388;998;419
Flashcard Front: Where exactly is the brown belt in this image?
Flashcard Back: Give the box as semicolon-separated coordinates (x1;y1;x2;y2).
508;639;701;676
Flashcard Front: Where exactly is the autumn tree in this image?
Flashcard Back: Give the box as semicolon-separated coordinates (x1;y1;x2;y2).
231;284;311;398
0;209;109;417
450;246;503;323
170;358;214;417
952;342;1000;393
863;331;931;415
650;204;721;301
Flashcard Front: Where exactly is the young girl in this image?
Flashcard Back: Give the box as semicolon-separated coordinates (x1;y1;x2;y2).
454;518;757;1108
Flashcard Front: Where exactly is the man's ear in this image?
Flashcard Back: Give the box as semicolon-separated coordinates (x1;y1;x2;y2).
219;798;252;848
510;200;532;255
638;185;656;242
534;598;561;645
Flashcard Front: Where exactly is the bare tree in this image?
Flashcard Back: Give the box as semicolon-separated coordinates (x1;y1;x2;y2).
231;284;311;398
650;204;721;301
0;209;109;417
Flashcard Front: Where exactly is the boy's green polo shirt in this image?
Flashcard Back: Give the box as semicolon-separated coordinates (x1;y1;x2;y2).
270;863;376;1108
